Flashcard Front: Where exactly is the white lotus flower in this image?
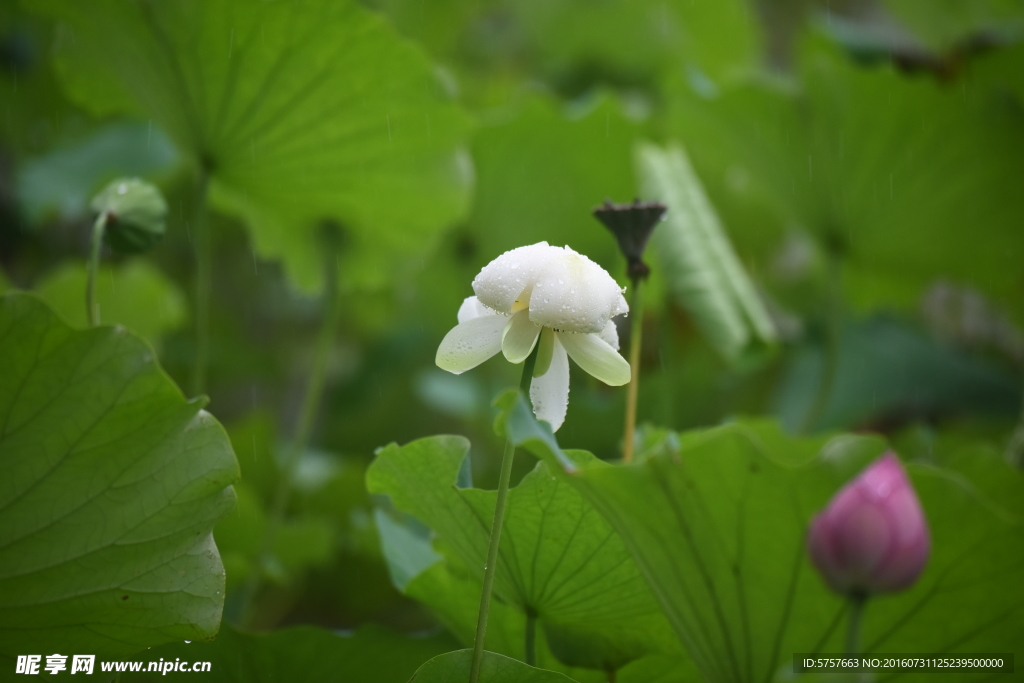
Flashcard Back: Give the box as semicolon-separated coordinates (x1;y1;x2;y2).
436;242;631;431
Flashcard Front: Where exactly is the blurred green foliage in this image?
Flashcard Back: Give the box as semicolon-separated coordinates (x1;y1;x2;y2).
1;0;1022;679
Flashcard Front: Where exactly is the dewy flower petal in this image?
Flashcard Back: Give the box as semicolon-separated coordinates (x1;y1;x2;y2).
598;319;620;350
527;246;628;334
458;295;498;323
438;243;632;431
558;331;631;386
530;336;570;431
533;327;555;377
471;242;554;314
502;309;542;363
435;314;507;374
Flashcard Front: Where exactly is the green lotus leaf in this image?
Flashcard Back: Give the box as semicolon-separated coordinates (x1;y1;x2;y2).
0;292;238;659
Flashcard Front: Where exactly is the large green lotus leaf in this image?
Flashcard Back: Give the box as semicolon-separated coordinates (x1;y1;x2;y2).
554;421;1024;683
375;510;699;682
0;293;239;658
121;622;456;682
33;259;187;343
411;650;577;683
404;554;600;680
368;0;755;99
499;0;757;90
467;93;642;273
374;511;594;681
366;435;678;667
666;42;1024;317
30;0;472;291
636;141;776;363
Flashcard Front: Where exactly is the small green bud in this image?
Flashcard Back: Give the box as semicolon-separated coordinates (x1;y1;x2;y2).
90;178;168;254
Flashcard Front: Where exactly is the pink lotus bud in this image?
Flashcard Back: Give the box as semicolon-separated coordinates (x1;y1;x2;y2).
808;452;930;596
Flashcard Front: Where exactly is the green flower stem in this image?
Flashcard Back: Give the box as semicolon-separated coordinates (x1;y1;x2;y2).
621;277;644;464
189;168;211;396
85;212;108;327
238;238;342;627
845;593;867;656
524;610;537;667
469;344;540;683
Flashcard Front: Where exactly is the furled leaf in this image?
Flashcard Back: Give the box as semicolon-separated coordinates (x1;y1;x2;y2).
0;292;238;658
30;0;472;291
366;433;678;669
122;622;456;682
33;259;187;343
557;420;1024;683
636;141;776;363
410;649;577;683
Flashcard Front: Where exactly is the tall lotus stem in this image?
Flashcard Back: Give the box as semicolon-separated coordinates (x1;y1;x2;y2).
469;344;540;683
593;199;666;463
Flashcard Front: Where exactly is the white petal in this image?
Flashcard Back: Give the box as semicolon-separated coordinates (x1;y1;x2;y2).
558;331;631;386
501;309;542;363
436;314;506;374
472;242;558;314
457;295;505;323
533;327;555;377
598;319;621;350
530;337;570;431
527;246;629;334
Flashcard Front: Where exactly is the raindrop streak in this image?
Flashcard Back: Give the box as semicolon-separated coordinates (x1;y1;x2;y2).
228;28;234;59
387;115;392;143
